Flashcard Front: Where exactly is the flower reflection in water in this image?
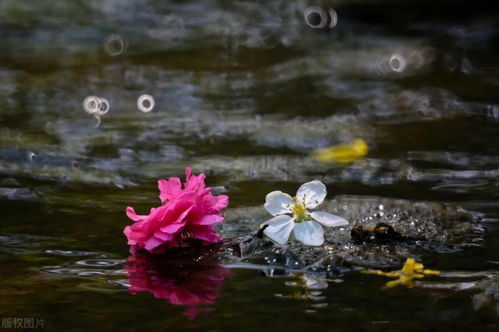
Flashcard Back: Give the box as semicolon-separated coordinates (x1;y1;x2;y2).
125;250;230;320
274;272;330;313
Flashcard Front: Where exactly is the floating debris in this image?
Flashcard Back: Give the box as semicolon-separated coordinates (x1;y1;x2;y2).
351;222;419;244
362;258;440;289
312;138;368;163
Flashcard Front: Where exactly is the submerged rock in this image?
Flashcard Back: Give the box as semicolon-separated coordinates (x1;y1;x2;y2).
222;195;484;272
350;223;410;244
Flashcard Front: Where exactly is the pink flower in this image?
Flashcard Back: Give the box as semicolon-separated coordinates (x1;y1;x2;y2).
124;168;229;253
125;251;230;319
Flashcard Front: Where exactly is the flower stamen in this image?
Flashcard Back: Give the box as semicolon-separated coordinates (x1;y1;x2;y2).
291;197;310;222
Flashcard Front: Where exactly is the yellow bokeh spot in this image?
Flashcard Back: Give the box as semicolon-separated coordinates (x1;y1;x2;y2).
312;138;368;163
362;258;440;289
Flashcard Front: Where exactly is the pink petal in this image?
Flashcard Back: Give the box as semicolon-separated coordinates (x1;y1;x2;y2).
126;206;148;222
189;225;222;243
158;177;182;202
213;195;229;211
195;214;224;225
154;230;176;241
184;169;206;192
185;167;192;180
142;204;170;235
159;221;185;233
124;223;148;245
198;232;222;243
124;168;228;251
144;236;164;252
123;227;137;245
200;193;229;214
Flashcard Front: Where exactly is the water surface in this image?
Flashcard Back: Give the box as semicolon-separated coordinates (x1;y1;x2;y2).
1;0;498;330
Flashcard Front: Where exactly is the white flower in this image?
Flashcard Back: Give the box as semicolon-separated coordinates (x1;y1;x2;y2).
261;180;348;246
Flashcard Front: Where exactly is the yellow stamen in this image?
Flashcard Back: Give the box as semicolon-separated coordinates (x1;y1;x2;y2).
291;197;310;222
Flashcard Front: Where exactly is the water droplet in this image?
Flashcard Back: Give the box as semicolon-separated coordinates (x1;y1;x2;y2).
83;96;99;114
103;34;128;56
328;8;338;29
98;98;110;115
137;94;155;113
94;114;102;128
304;7;328;29
27;151;37;162
83;96;109;116
162;13;185;31
389;53;407;73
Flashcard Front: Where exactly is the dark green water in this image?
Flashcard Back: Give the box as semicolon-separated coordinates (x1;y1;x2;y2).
1;0;498;331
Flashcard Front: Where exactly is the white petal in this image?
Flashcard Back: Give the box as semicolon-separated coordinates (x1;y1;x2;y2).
296;180;327;209
260;214;288;227
262;215;295;245
293;221;324;246
264;191;294;216
310;211;349;227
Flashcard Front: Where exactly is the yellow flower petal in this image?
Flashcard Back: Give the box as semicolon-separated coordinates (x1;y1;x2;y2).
312;138;368;163
422;269;441;276
362;258;441;289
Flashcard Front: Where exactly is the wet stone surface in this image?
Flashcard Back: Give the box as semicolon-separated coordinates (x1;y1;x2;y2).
223;196;484;271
